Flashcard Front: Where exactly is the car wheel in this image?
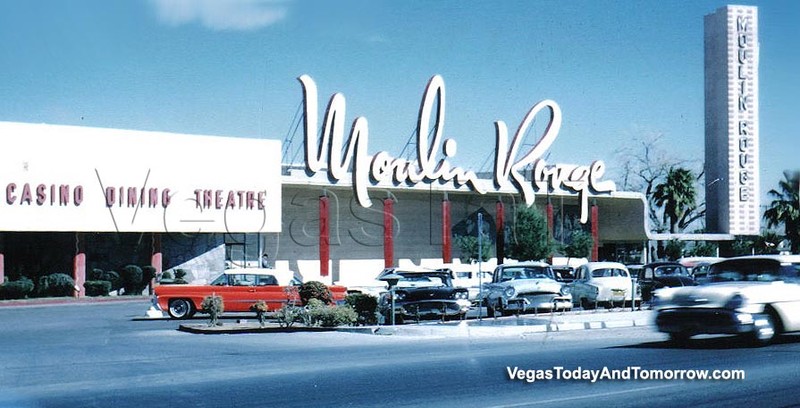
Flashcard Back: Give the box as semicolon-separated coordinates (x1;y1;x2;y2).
580;298;595;310
668;332;692;344
745;312;777;347
486;300;501;317
168;298;195;319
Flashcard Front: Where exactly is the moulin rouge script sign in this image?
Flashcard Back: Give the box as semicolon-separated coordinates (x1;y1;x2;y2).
299;75;616;223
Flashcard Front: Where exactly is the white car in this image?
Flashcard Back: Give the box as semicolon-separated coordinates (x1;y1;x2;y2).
570;262;640;309
482;262;572;316
655;255;800;346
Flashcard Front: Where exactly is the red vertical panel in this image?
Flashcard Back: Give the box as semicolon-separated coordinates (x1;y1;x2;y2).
591;203;599;261
319;195;330;277
384;198;394;268
495;201;505;265
442;199;451;263
0;253;4;285
546;200;554;240
73;233;86;298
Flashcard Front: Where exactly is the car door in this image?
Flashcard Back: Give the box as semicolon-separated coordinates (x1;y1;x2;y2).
571;266;587;301
253;274;297;311
221;273;260;312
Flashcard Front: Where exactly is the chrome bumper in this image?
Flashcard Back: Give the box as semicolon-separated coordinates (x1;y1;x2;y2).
656;308;763;335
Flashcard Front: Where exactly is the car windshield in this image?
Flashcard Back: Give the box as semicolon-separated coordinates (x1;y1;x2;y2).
709;260;800;283
654;265;690;277
396;273;448;287
499;266;554;281
591;268;629;278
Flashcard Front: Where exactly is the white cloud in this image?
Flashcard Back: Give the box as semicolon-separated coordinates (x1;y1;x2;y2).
149;0;289;31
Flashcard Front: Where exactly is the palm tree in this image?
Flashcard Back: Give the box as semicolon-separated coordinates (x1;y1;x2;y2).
652;167;698;233
763;171;799;253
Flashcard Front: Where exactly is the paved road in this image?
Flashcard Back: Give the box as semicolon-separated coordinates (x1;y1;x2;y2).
1;300;799;407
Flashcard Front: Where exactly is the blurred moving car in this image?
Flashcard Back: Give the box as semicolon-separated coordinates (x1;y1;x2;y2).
655;255;800;346
636;262;696;301
570;262;640;309
153;268;347;319
380;268;471;323
482;262;572;316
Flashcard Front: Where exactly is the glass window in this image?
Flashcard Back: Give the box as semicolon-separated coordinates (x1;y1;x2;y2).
591;268;629;278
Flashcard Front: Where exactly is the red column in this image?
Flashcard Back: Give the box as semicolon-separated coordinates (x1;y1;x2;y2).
591;201;599;261
383;198;394;268
319;195;330;277
495;200;505;265
442;198;451;263
73;233;86;298
151;233;162;293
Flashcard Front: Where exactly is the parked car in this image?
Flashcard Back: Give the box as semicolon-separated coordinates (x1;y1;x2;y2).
551;265;577;283
482;262;572;316
153;268;347;319
678;257;725;284
335;271;388;298
380;268;471;323
636;262;696;301
437;263;493;302
570;262;640;309
654;255;800;346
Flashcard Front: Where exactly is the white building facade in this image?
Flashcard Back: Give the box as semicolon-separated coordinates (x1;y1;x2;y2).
704;5;760;235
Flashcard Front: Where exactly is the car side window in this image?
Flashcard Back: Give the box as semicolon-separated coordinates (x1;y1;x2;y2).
258;275;279;286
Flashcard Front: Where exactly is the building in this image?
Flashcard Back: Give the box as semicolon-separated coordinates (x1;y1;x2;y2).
704;5;760;235
0;75;658;293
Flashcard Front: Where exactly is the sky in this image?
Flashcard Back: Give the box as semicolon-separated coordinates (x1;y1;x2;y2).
0;0;797;203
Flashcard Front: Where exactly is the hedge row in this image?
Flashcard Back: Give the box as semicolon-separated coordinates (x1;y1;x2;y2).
1;264;157;300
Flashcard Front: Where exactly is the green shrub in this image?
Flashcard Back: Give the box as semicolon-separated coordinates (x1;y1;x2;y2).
299;281;333;305
201;295;224;326
121;265;144;295
0;277;35;300
345;293;379;326
84;280;112;297
37;273;76;297
274;304;304;328
142;266;156;284
102;271;123;292
174;269;189;284
306;298;358;327
88;268;105;281
161;270;174;280
250;301;269;327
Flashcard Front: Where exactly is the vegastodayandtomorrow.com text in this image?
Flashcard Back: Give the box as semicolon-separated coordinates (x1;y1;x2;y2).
507;366;746;383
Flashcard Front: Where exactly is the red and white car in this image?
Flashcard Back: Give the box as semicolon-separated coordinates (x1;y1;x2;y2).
154;268;347;319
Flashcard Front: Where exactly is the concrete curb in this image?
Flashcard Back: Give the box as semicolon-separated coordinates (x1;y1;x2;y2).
336;311;655;338
0;295;151;308
178;323;337;335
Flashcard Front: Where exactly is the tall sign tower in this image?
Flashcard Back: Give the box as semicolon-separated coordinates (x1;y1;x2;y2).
704;5;760;235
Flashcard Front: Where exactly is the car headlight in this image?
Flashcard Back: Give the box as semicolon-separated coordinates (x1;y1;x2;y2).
454;291;469;300
504;287;516;298
724;293;745;310
560;285;571;295
393;291;406;301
